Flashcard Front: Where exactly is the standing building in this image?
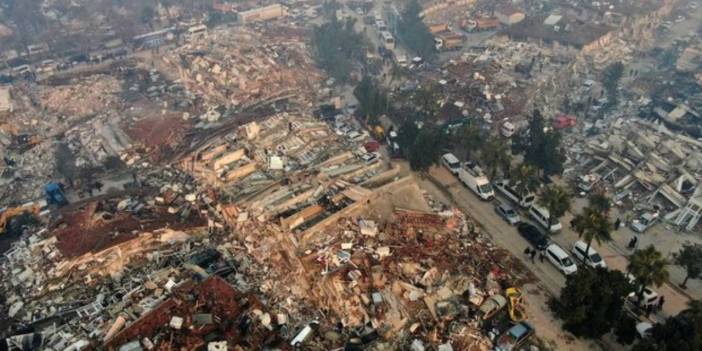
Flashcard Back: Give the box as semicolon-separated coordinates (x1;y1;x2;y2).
238;4;287;24
0;86;12;113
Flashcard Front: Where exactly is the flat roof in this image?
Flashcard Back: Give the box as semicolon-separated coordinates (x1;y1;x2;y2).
0;87;11;112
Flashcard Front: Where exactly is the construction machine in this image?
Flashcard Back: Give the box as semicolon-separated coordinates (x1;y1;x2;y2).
0;205;40;235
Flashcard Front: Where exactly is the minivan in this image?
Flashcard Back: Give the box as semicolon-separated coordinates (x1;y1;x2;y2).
571;240;606;268
529;205;562;232
545;244;577;275
441;153;461;175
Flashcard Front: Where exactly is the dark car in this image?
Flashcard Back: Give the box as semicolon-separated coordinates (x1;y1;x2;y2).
517;223;548;250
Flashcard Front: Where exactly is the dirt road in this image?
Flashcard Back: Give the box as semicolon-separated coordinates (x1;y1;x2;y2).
413;165;600;351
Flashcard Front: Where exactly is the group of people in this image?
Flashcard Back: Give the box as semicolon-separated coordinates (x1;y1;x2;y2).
523;247;544;263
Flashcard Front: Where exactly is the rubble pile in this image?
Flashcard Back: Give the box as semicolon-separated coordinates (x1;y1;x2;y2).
0;105;538;350
38;75;123;118
162;26;323;109
564;117;702;231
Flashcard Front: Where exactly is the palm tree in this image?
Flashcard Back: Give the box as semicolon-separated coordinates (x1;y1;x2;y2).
588;190;611;215
573;206;612;263
511;164;539;200
538;184;571;231
628;245;669;306
481;136;512;180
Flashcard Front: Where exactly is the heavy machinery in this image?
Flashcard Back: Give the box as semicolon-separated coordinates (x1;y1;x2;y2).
45;182;68;206
0;205;40;235
506;287;527;322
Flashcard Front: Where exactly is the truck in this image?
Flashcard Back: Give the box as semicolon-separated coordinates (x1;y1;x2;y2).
435;34;463;51
494;179;536;208
458;162;494;200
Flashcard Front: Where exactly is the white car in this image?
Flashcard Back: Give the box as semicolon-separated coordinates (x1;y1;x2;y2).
545;244;578;275
571;240;606;269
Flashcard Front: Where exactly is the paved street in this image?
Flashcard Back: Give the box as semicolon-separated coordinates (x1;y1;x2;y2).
422;165;691;317
412;165;598;351
402;164;700;350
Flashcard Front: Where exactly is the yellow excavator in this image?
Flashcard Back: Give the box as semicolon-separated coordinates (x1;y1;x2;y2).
506;287;527;322
0;205;40;235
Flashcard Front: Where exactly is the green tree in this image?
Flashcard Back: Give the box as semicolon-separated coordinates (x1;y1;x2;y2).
406;125;444;171
397;0;435;59
479;136;511;180
510;164;539;200
673;243;702;289
552;268;632;338
628;245;669;305
573;206;612;264
602;61;624;110
537;184;571;230
523;109;566;176
312;18;365;83
632;300;702;351
453;122;483;159
354;76;388;120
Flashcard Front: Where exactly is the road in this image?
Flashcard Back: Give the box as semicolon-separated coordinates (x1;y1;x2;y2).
411;165;599;351
404;164;697;350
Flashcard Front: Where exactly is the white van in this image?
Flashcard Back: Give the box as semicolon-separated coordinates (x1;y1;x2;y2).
441;153;461;175
571;240;606;268
494;179;536;208
545;244;577;275
529;205;562;232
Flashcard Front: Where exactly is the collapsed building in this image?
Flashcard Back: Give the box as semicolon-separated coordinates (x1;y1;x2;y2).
1;110;535;350
565;117;702;231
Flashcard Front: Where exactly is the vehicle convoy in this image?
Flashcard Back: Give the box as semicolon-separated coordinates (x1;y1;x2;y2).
494;179;536;208
457;162;494;200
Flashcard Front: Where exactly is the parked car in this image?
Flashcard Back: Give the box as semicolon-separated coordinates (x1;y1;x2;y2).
441;153;461;175
626;275;660;307
544;243;578;275
478;294;507;320
571;240;606;269
528;205;562;232
630;212;659;233
495;201;520;225
517;223;548;250
494;321;534;351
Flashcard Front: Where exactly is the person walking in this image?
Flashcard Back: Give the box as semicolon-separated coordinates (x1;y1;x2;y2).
658;295;665;312
539;250;545;263
529;250;537;263
524;247;531;258
614;218;621;230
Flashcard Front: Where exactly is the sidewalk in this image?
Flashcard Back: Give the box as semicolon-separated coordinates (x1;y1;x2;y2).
553;198;694;319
